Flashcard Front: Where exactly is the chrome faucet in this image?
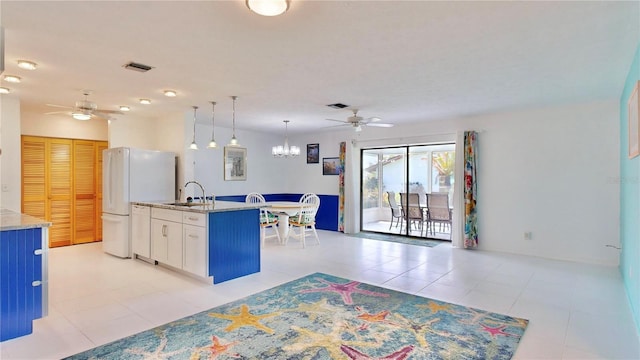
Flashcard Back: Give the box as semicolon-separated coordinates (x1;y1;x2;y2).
184;181;206;203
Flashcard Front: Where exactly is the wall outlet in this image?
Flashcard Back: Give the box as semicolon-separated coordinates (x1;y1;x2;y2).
524;231;532;240
1;184;8;192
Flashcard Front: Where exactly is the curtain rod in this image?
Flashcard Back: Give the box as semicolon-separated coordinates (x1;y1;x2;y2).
351;130;484;146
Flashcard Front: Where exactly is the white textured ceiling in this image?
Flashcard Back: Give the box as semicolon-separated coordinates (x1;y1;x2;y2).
2;1;639;134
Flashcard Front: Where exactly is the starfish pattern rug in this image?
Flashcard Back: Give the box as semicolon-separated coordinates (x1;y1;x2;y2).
65;273;528;359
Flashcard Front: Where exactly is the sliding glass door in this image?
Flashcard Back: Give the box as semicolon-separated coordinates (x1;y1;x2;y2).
360;143;455;240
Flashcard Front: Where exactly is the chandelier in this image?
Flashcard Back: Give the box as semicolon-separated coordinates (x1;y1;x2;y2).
272;120;300;158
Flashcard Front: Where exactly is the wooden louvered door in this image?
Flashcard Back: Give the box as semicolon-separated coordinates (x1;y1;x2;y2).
21;136;47;222
47;138;74;248
22;136;73;248
95;141;108;241
73;140;97;244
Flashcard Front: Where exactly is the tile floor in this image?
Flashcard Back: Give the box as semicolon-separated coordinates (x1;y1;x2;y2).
1;230;639;359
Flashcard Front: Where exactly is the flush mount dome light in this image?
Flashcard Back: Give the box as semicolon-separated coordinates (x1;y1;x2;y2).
246;0;290;16
0;87;10;94
163;90;177;97
119;106;130;112
72;111;92;121
139;99;151;105
3;75;21;83
17;60;37;70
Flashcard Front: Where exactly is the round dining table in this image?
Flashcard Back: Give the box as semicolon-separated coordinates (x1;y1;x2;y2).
264;201;304;241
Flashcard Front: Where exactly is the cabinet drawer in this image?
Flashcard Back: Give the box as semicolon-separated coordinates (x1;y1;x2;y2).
151;207;183;222
182;211;206;227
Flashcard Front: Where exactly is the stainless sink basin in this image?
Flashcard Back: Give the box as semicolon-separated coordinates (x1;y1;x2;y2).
166;202;209;207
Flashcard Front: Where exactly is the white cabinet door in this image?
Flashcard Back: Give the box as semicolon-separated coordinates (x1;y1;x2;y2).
131;205;151;258
183;224;208;278
150;218;169;263
166;220;183;269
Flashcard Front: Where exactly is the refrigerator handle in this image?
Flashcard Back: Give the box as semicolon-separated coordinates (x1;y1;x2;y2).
106;151;113;210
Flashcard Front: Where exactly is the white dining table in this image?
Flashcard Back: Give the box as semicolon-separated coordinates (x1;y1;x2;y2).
264;201;305;240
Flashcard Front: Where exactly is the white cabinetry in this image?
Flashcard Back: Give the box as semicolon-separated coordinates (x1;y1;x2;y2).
182;212;208;277
151;208;183;268
131;205;151;258
149;207;208;278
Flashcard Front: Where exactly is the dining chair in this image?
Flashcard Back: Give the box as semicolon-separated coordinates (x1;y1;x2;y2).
426;193;452;239
245;192;281;247
400;192;427;236
386;191;403;231
287;193;320;248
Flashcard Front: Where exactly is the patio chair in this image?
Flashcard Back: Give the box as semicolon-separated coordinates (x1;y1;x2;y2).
386;191;403;231
400;192;427;236
426;193;452;239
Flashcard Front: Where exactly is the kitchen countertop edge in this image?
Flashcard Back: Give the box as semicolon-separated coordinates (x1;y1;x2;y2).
1;208;52;231
132;201;263;213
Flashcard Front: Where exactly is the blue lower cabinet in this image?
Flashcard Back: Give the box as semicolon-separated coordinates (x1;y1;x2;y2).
0;228;43;341
208;209;260;284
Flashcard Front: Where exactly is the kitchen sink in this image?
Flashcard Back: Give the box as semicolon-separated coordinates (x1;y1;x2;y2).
166;202;209;207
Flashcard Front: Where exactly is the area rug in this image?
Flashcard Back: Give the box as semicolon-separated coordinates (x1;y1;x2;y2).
349;231;447;248
66;273;528;359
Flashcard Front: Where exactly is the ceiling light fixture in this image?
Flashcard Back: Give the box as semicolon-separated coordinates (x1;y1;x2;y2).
119;106;130;112
163;90;177;97
72;111;92;121
228;96;240;146
0;87;10;94
17;60;37;70
3;75;21;83
246;0;290;16
139;99;151;105
272;120;300;158
190;106;199;150
207;101;217;149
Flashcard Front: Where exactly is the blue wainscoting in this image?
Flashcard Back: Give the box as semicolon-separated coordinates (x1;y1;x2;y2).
214;193;339;231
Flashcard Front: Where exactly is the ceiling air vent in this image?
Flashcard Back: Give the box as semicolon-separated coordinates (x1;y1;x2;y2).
327;103;349;109
123;61;154;72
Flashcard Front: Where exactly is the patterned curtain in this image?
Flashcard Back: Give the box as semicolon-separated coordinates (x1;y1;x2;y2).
463;131;478;248
338;141;346;232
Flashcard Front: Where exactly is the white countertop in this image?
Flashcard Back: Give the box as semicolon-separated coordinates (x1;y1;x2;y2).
132;200;263;213
0;208;52;231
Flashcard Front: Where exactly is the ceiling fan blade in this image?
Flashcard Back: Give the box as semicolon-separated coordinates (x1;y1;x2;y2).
92;112;114;120
46;103;73;109
96;109;124;115
45;111;70;115
365;117;382;122
366;123;394;128
325;118;349;124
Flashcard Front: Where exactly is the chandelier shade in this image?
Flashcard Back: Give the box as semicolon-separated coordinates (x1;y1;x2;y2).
272;120;300;158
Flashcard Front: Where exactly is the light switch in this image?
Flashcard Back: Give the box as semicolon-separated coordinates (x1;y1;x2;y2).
2;184;8;192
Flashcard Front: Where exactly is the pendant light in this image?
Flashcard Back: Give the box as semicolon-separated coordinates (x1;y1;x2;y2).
189;106;198;150
207;101;217;149
228;96;239;146
272;120;300;158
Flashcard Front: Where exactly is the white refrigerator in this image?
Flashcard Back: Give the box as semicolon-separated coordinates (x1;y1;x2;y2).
102;147;176;258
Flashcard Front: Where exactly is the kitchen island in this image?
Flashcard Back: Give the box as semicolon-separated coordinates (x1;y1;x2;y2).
131;201;261;284
0;209;51;341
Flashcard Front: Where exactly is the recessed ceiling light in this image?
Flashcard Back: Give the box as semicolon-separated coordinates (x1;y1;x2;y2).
0;87;10;94
163;90;177;97
119;105;130;112
17;60;37;70
4;75;21;83
139;99;151;105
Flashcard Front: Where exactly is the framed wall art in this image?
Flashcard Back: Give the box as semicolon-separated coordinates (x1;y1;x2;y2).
322;157;340;175
628;80;639;159
307;143;319;164
224;146;247;181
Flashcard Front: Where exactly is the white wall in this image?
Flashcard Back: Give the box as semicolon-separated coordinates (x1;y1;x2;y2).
343;100;620;265
0;95;21;211
108;114;160;148
22;110;108;141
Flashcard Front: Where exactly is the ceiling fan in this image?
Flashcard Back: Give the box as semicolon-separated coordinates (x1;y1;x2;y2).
326;109;394;132
46;91;123;121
